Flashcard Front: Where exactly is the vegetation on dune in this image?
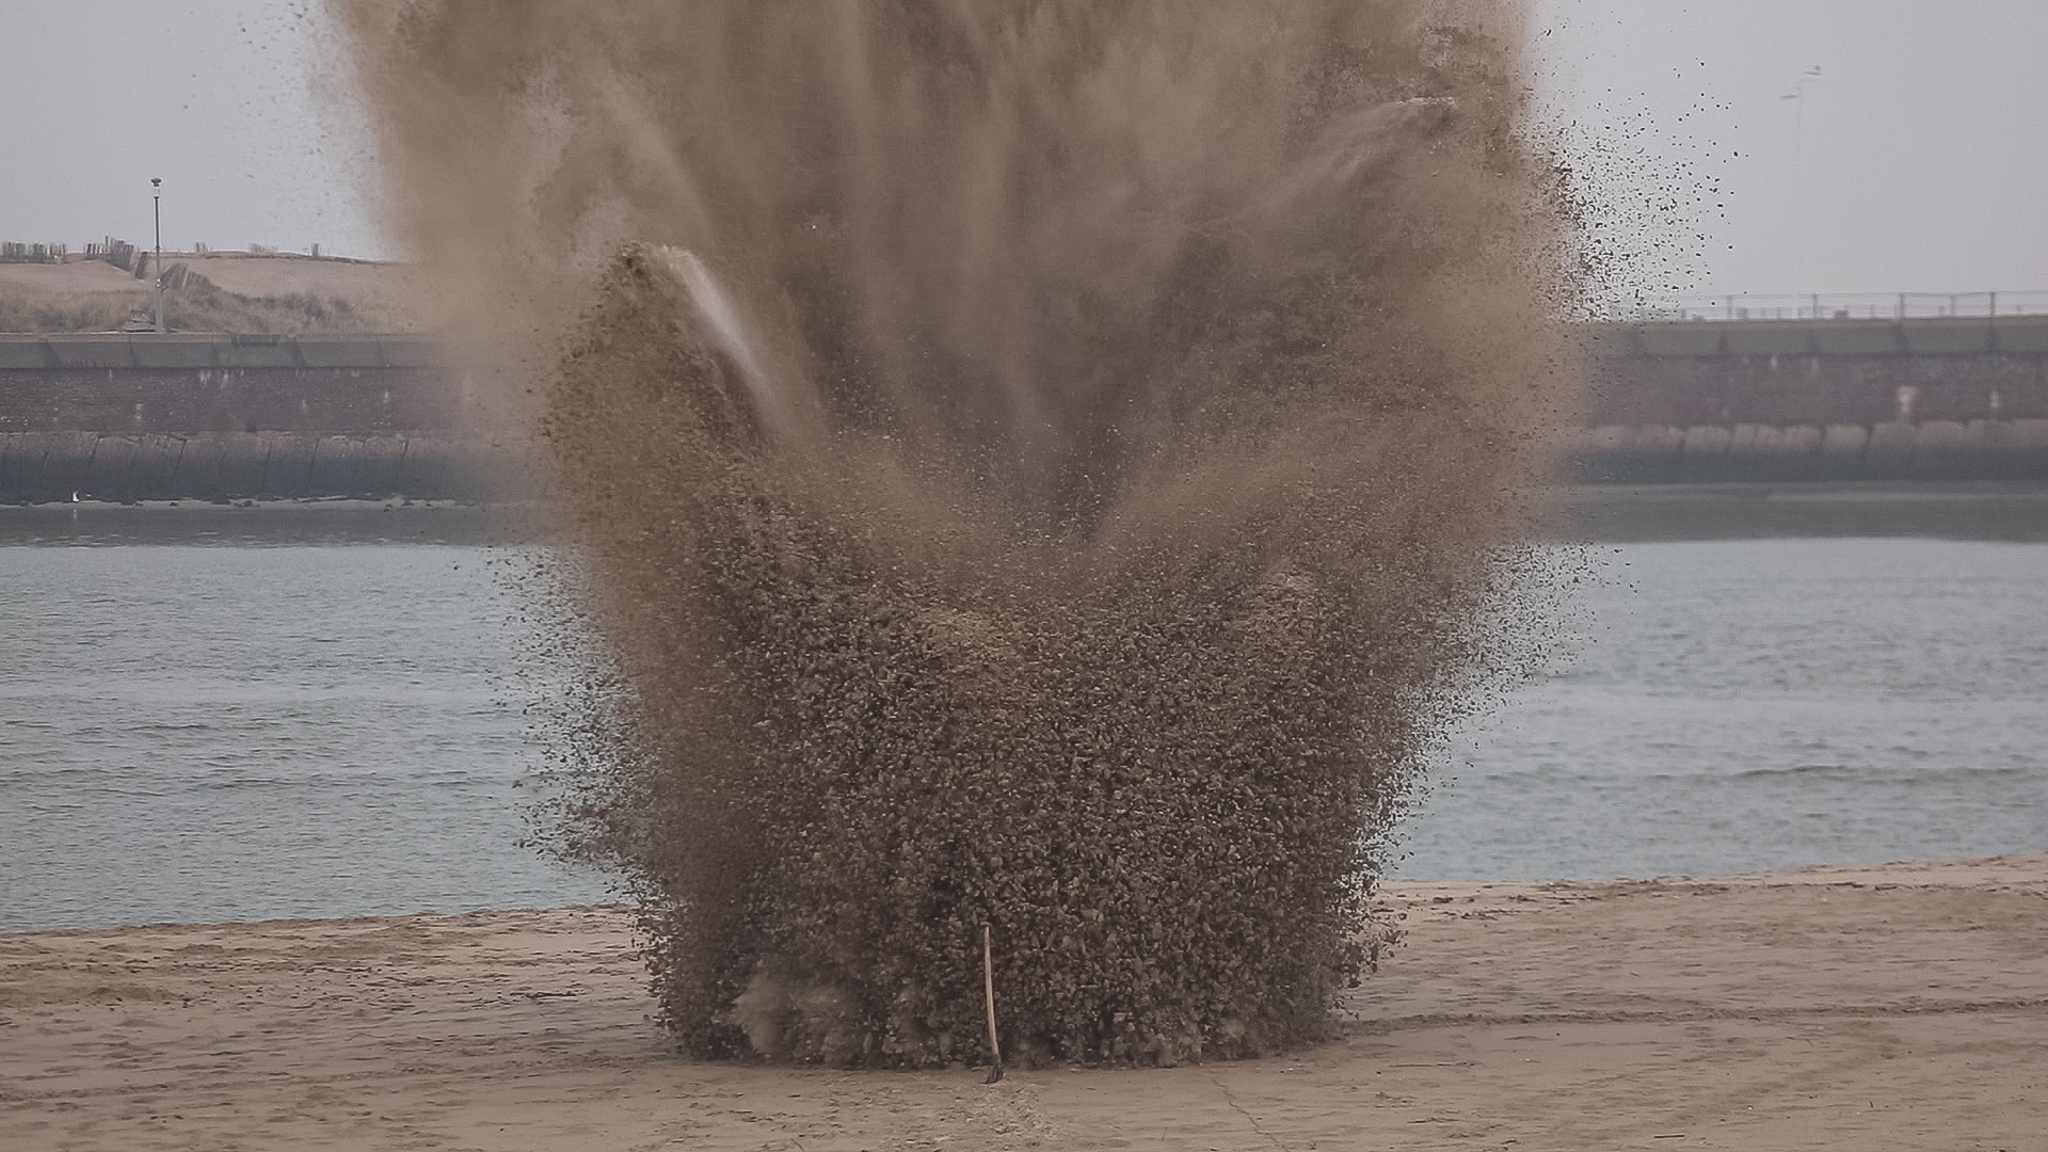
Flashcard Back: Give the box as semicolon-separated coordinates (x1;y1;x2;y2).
0;283;417;334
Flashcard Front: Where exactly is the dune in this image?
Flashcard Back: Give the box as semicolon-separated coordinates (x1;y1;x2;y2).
0;253;416;300
3;853;2041;1150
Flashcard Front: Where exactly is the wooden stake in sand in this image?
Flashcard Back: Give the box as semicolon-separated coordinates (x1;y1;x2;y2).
983;923;1004;1084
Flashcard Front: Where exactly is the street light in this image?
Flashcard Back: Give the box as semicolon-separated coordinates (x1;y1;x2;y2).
151;177;164;332
1779;68;1823;315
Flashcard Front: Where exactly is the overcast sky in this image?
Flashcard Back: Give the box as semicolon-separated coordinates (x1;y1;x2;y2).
0;1;373;260
3;1;2044;300
1530;0;2048;300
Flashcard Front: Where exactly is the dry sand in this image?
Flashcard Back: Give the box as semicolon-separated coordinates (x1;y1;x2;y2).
3;854;2042;1151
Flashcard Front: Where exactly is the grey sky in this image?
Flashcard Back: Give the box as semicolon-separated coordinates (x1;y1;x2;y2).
3;1;2043;299
1531;0;2048;298
0;1;373;260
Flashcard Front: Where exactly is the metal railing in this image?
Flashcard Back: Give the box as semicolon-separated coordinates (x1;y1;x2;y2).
1631;290;2048;322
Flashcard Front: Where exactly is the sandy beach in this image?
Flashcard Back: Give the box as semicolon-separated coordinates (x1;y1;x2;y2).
3;854;2042;1151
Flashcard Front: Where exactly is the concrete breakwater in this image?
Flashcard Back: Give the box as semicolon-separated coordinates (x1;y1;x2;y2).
5;319;2048;500
0;333;522;502
1570;419;2048;484
1585;315;2048;428
0;431;518;505
1571;315;2048;483
0;333;477;435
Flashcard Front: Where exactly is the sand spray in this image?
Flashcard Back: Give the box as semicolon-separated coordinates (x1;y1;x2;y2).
337;0;1577;1064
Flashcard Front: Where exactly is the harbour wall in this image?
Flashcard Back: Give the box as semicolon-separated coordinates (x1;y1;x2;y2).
1583;316;2048;428
0;333;525;503
1574;315;2048;483
4;318;2047;501
0;431;509;505
0;334;480;434
1566;419;2048;484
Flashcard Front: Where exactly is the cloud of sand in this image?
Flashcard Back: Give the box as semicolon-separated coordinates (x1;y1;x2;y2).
336;0;1577;1064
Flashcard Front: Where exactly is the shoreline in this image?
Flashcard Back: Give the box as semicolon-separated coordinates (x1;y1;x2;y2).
6;853;2042;1150
2;851;2031;939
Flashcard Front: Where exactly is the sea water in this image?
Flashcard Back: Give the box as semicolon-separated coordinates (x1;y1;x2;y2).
1404;536;2048;880
3;516;2045;931
0;529;608;933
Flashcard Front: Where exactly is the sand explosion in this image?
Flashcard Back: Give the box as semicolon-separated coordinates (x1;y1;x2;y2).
340;0;1571;1065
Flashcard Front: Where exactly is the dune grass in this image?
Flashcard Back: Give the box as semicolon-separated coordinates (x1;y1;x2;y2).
0;283;418;334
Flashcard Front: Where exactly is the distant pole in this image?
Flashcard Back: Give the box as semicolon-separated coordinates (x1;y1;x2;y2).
151;177;164;332
1781;67;1823;310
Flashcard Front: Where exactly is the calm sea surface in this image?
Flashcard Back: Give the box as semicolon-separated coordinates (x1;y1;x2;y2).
3;501;2045;931
1405;537;2048;880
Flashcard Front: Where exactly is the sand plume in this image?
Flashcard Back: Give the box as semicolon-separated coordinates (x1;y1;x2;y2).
338;0;1573;1063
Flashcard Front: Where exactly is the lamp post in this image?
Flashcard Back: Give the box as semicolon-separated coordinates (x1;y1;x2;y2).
1779;67;1823;316
151;177;164;332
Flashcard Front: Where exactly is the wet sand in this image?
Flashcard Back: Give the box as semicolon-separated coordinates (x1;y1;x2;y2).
4;854;2042;1151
